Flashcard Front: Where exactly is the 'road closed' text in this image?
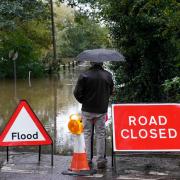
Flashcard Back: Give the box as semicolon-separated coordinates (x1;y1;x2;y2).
120;115;177;139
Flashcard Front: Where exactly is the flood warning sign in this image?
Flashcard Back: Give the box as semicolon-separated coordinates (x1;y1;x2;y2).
112;104;180;151
0;100;52;146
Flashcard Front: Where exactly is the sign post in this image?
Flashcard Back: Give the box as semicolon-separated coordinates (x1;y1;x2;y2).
0;100;53;165
112;104;180;170
9;50;18;99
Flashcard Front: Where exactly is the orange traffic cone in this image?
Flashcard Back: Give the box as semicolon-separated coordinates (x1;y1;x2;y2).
70;133;90;171
62;114;96;176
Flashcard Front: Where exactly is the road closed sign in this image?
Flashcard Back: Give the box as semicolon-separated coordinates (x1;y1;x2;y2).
0;100;52;146
112;104;180;151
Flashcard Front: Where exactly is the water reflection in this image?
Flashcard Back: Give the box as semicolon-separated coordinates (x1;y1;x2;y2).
0;64;112;155
0;65;86;154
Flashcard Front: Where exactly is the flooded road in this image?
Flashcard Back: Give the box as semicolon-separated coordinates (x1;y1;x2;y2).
1;65;180;179
0;64;112;154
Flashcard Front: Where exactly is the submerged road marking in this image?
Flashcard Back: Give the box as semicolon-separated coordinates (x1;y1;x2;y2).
116;176;159;180
86;174;104;178
1;165;48;175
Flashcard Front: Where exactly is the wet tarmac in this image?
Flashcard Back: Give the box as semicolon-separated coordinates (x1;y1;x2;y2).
1;150;180;179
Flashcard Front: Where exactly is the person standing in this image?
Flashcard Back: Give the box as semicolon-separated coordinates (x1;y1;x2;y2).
73;62;114;169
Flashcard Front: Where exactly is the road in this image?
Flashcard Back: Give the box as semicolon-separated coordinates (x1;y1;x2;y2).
1;150;180;179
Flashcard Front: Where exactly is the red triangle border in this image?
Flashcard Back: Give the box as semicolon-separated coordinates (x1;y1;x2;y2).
0;100;53;146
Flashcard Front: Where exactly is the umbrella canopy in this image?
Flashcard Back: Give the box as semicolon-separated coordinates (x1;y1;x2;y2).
76;48;125;62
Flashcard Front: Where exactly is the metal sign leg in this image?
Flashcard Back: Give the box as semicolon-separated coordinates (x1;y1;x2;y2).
111;133;117;172
7;146;9;162
51;143;54;166
38;145;41;162
111;133;114;167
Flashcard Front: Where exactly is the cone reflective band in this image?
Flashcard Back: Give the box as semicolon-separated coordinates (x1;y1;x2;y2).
70;133;90;171
68;114;83;135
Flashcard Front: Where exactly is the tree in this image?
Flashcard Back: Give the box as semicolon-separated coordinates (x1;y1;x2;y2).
0;0;49;30
65;0;180;102
0;25;51;78
57;12;111;58
55;4;110;58
0;0;51;78
110;1;179;102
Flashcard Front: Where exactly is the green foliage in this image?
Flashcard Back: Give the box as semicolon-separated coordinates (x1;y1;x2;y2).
108;0;180;102
68;0;180;102
162;77;180;102
0;0;49;30
0;29;44;78
0;0;51;78
57;12;111;58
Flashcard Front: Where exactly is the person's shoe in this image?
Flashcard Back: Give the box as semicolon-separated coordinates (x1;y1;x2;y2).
97;161;106;169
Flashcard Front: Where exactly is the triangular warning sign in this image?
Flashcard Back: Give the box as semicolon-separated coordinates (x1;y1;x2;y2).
0;100;52;146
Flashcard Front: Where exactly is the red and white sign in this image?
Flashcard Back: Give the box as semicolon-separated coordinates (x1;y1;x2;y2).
0;100;52;146
112;104;180;151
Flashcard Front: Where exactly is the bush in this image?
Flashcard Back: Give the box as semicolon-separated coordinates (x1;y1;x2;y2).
162;77;180;102
0;30;45;78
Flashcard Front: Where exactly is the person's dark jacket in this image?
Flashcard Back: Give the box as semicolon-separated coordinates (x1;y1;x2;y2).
74;65;114;113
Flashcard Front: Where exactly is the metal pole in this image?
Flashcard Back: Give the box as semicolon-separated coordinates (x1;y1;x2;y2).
112;132;114;167
51;1;57;154
28;71;31;87
51;143;54;166
53;75;57;154
50;0;57;71
7;146;9;162
38;145;41;162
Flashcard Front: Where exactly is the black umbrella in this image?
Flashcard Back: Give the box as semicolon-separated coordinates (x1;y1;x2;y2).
76;48;125;62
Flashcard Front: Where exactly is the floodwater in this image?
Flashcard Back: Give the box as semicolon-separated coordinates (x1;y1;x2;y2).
0;64;112;155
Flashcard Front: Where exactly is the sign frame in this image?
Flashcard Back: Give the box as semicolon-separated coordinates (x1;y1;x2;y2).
111;103;180;170
0;100;54;166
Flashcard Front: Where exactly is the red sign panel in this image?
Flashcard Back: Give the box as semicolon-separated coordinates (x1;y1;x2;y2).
112;104;180;151
0;100;52;146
